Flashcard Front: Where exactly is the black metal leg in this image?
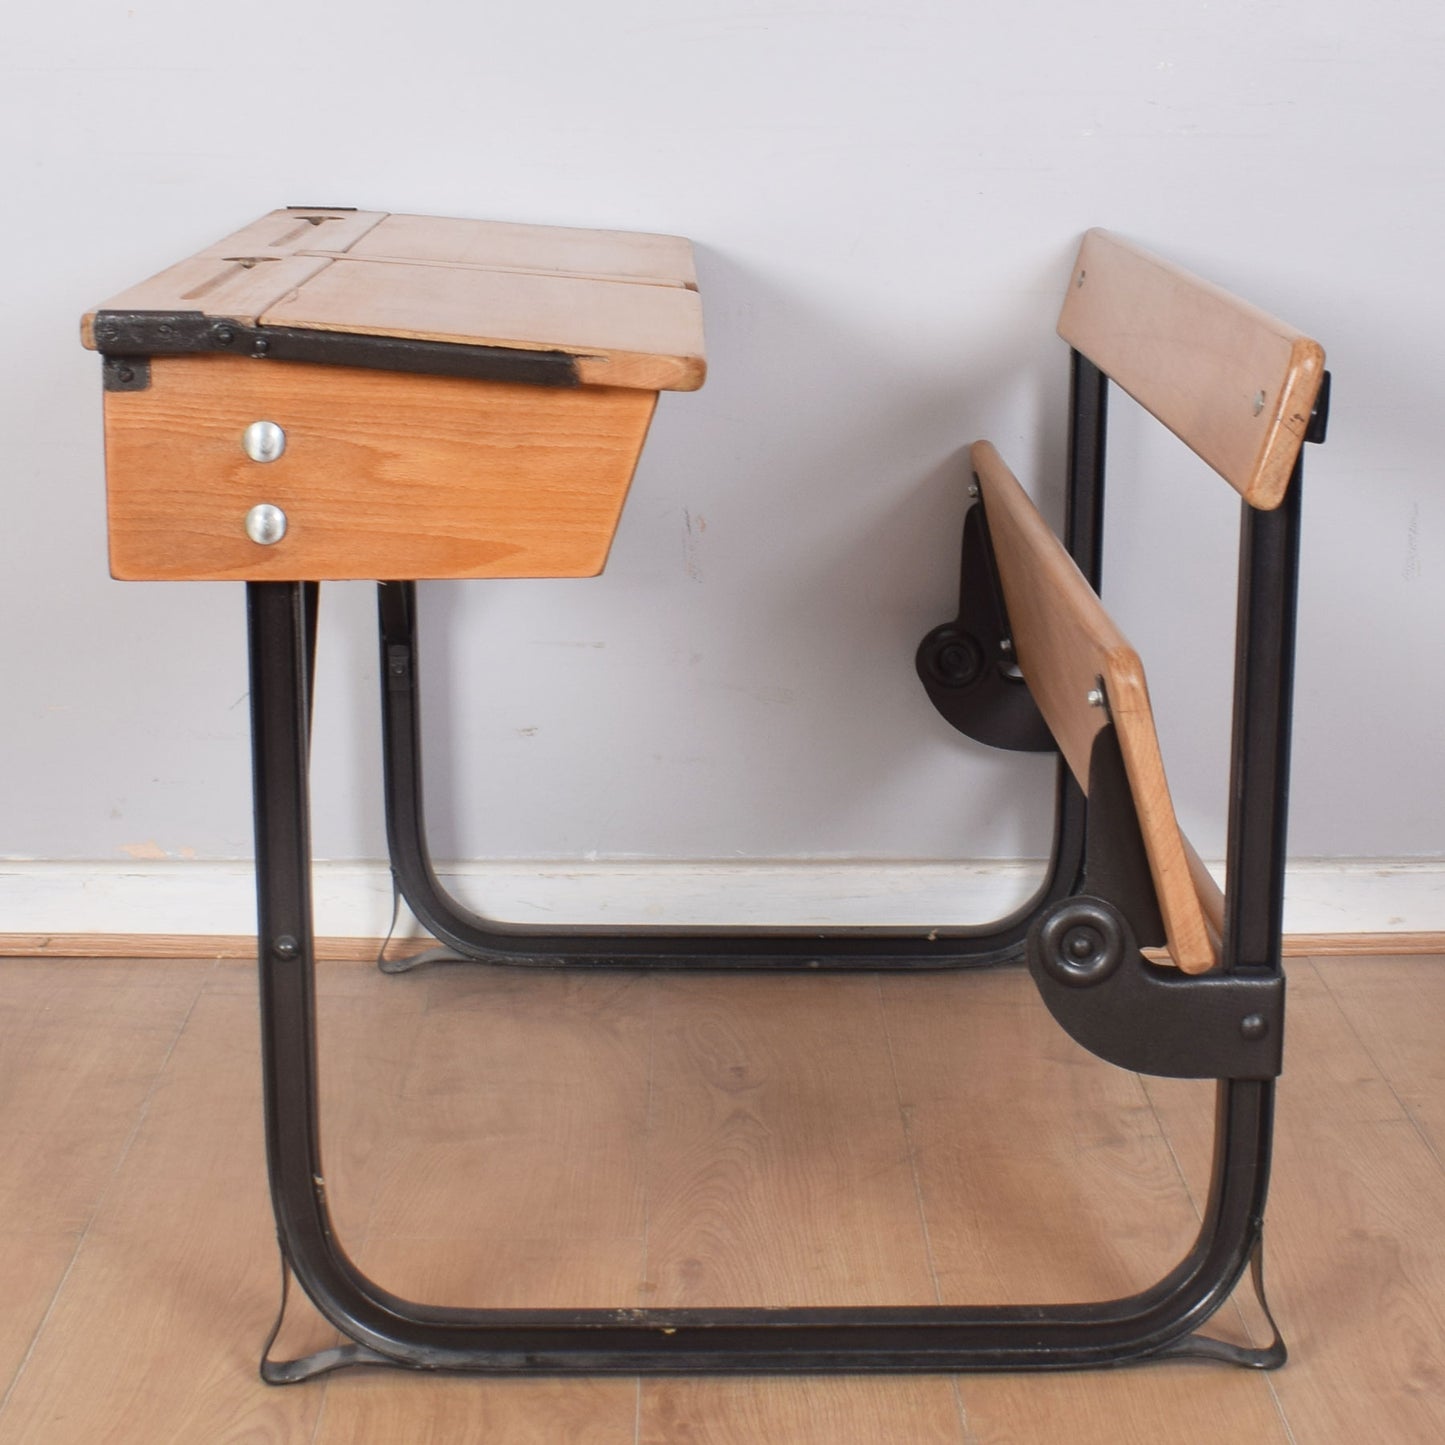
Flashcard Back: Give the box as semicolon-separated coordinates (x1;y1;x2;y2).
248;579;1285;1381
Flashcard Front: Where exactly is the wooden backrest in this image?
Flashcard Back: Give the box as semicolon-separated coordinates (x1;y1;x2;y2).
972;441;1223;974
1056;230;1325;509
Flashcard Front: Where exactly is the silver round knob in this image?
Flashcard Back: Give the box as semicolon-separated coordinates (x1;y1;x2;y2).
245;503;288;546
243;420;287;463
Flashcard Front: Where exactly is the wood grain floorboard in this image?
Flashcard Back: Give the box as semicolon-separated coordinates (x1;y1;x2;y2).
642;972;933;1308
878;968;1203;1303
639;1376;968;1445
1;952;1442;1442
0;1231;80;1402
0;959;206;1234
879;968;1290;1443
0;975;330;1443
0;958;208;1409
361;967;652;1267
1145;958;1445;1443
1314;954;1445;1163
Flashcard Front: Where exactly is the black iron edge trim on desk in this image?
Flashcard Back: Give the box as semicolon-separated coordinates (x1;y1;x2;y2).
93;310;581;388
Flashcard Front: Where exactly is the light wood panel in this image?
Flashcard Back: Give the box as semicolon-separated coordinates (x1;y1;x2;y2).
343;211;699;288
0;958;204;1234
642;973;934;1308
361;967;652;1286
81;253;334;336
259;256;704;391
973;440;1218;972
1057;229;1325;509
81;208;706;392
199;207;389;258
640;1377;968;1445
3;952;1445;1441
1312;955;1445;1171
0;976;331;1443
103;355;657;581
878;971;1206;1302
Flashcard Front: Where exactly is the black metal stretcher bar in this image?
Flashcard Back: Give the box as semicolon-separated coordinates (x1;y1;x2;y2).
249;344;1319;1379
370;352;1109;972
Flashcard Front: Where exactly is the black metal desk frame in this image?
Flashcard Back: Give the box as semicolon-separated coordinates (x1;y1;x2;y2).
246;351;1327;1381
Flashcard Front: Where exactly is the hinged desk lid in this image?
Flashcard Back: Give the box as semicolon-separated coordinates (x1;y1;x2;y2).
82;208;706;392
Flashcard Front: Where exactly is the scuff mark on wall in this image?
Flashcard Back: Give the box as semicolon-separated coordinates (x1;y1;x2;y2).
1404;502;1422;582
683;509;707;583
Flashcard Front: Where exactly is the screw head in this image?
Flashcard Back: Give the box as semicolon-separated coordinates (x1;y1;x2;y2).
1087;687;1105;708
1240;1013;1269;1042
273;935;300;960
245;503;288;546
115;365;135;385
243;420;286;463
213;324;236;346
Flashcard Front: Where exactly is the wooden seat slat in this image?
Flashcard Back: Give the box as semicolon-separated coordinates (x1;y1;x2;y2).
972;440;1220;974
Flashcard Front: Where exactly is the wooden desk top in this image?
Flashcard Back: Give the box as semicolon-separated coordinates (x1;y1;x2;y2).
82;208;706;392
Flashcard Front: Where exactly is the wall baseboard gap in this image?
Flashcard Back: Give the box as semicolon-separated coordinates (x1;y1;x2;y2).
4;930;1443;961
2;857;1443;939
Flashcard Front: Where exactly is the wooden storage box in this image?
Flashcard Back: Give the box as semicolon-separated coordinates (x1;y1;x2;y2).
82;208;706;581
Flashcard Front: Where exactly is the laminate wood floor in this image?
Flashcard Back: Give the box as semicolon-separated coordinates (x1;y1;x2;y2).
1;952;1442;1443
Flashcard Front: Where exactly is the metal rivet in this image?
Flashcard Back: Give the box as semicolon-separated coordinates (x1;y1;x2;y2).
1240;1013;1269;1042
213;324;236;345
243;420;286;463
967;482;980;499
115;365;135;385
1087;687;1105;708
1253;390;1267;416
999;638;1013;654
273;935;300;960
253;337;271;356
245;503;288;546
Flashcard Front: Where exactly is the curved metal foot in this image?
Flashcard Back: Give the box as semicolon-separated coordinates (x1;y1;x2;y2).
261;1343;396;1384
260;1253;395;1383
1152;1240;1286;1370
378;944;465;975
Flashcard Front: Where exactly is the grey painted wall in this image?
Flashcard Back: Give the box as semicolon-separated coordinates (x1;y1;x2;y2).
5;0;1441;875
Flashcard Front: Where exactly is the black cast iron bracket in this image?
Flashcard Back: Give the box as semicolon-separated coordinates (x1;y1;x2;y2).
915;497;1055;752
91;309;581;389
1026;725;1284;1081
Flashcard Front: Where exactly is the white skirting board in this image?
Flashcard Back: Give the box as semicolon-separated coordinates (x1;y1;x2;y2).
1;857;1443;939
